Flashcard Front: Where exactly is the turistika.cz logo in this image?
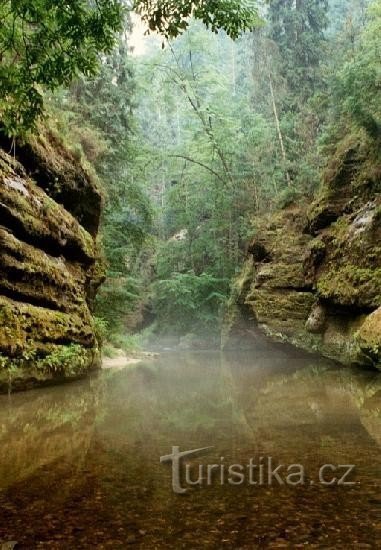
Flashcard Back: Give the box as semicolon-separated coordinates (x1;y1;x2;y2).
160;446;356;494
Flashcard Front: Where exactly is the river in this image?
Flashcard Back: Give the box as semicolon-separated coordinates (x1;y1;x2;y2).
0;346;380;548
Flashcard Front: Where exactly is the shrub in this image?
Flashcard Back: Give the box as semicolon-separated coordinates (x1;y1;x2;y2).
152;272;230;335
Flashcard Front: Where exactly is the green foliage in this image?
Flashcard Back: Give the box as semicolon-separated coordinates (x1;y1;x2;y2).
136;22;263;284
329;0;381;138
18;0;381;346
53;36;154;335
261;0;329;191
107;332;142;352
95;276;142;333
134;0;262;39
38;345;90;375
277;187;304;209
0;0;262;136
102;180;153;269
152;272;230;334
0;0;124;135
268;0;329;102
123;3;341;335
0;345;90;376
93;316;109;347
102;344;120;358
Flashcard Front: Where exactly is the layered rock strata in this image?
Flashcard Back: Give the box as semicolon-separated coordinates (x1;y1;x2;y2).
226;131;381;370
0;130;104;392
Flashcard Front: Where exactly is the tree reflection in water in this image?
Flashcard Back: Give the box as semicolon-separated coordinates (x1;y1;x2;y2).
0;349;379;548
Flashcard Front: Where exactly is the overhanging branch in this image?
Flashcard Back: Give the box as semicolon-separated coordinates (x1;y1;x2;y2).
168;154;227;185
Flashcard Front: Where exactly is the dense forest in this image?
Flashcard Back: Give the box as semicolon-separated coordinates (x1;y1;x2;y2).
0;0;380;355
47;0;377;351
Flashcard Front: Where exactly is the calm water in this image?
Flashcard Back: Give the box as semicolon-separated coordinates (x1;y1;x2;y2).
0;347;380;548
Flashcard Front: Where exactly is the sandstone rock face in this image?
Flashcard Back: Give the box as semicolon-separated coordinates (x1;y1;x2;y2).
0;131;104;392
227;131;381;370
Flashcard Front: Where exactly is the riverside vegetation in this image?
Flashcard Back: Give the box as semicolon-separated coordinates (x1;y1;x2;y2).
0;0;381;391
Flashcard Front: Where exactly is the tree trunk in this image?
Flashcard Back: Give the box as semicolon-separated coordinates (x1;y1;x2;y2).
268;72;291;188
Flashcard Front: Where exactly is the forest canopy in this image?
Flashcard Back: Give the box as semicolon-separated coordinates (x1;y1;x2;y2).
134;0;261;39
0;0;261;136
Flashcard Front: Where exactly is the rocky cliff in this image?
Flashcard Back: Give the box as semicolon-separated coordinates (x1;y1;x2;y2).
0;129;105;392
225;130;381;370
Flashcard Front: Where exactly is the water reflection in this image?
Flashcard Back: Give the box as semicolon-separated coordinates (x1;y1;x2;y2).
0;378;99;490
0;349;379;548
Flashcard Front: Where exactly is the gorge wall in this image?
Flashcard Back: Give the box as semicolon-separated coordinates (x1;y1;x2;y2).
0;129;104;392
225;130;381;371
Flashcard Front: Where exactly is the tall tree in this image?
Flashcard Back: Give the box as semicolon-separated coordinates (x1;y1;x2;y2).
0;0;262;136
268;0;329;103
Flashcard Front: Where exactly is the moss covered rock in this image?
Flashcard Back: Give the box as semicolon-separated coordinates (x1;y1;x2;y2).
355;307;381;369
0;137;104;392
227;133;381;371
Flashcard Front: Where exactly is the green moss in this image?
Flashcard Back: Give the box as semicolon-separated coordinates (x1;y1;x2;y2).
322;132;365;188
0;161;96;263
246;289;315;335
309;238;326;253
0;296;95;360
374;205;381;223
231;258;254;304
232;128;381;370
355;307;381;369
0;343;99;393
0;230;88;313
331;216;350;240
260;323;323;354
256;262;306;289
0;135;103;393
317;265;381;308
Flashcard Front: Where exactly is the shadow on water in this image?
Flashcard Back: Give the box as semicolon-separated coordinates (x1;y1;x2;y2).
0;346;380;548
